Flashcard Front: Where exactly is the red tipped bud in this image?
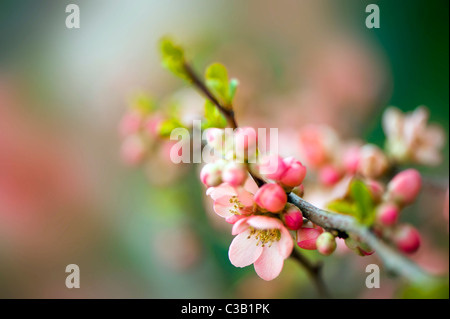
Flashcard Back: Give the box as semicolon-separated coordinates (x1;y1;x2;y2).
319;165;341;186
279;157;307;187
387;169;422;206
376;202;400;226
393;224;421;254
297;225;323;250
283;204;303;230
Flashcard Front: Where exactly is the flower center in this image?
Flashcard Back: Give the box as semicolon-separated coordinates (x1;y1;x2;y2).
247;227;281;247
229;196;245;215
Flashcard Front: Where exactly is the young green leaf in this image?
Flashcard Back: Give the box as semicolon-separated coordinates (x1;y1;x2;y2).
204;100;227;128
159;37;189;81
350;180;375;225
228;78;239;103
158;118;185;137
327;199;356;216
131;92;155;114
205;63;230;106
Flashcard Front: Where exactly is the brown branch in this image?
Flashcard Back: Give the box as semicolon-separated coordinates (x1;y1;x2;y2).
290;249;330;299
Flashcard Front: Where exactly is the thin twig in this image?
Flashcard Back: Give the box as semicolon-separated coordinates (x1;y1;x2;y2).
290;249;330;299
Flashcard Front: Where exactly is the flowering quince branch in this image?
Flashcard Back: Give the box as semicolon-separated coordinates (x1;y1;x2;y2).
178;46;329;293
119;37;446;298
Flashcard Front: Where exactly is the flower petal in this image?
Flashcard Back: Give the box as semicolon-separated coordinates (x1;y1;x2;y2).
213;200;234;218
231;217;250;235
229;230;263;267
253;246;284;281
277;227;294;259
208;183;236;201
246;215;284;230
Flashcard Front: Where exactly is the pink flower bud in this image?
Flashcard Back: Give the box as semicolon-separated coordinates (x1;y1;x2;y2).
144;114;163;137
394;224;421;254
319;165;341;186
200;162;223;187
297;226;323;250
343;145;361;174
121;135;145;165
283;204;303;230
119;111;142;137
366;179;385;202
254;183;287;213
221;162;247;187
376;202;399;226
279;157;307;187
316;232;337;256
258;154;287;180
387;169;422;206
234;126;257;151
358;144;389;179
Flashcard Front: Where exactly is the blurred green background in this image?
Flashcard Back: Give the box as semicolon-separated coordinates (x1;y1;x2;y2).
0;0;448;298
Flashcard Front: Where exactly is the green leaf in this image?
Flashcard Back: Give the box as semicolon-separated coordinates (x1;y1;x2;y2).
327;199;356;216
159;37;189;80
205;63;230;105
228;78;239;102
132;92;154;114
203;100;227;129
350;180;375;225
158;118;185;137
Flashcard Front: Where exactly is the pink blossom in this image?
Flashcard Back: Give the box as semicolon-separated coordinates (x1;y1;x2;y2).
206;183;254;223
383;106;445;165
298;125;338;169
357;144;389;179
228;216;294;281
254;183;287;213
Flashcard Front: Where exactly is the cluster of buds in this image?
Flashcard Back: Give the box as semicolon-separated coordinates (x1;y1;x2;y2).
299;106;444;190
298;125;390;188
343;169;423;256
374;169;422;254
118;94;163;166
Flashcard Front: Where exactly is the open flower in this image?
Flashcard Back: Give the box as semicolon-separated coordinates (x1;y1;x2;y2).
383;106;445;165
206;183;254;223
228;216;294;280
